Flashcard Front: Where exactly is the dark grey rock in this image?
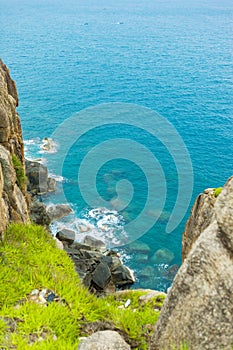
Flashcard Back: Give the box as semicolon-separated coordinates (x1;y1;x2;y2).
111;264;135;286
56;228;76;245
92;262;111;290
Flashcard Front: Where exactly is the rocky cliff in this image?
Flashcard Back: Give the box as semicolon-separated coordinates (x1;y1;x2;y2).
0;59;29;238
150;177;233;350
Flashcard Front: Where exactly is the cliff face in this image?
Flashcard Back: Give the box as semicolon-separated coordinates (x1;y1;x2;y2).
0;59;29;237
150;177;233;350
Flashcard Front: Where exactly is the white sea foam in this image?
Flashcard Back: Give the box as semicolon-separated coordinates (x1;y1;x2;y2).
48;174;67;182
39;138;58;154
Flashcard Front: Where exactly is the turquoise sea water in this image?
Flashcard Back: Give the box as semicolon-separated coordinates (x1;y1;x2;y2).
1;0;233;291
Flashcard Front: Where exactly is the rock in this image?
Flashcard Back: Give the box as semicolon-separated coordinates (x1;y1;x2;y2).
53;237;63;250
134;253;148;263
40;138;56;153
150;248;174;264
56;228;76;245
29;196;50;226
111;264;135;286
46;204;73;221
0;145;29;236
138;290;166;305
128;241;151;254
83;235;106;251
139;266;154;279
91;262;111;290
150;176;233;350
65;241;135;294
78;330;130;350
162;264;179;279
47;177;56;192
26;160;56;194
182;188;216;261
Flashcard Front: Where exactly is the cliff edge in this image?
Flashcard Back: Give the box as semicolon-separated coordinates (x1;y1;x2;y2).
0;59;29;237
150;177;233;350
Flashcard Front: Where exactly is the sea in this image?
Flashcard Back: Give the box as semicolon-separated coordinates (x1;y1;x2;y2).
1;0;232;291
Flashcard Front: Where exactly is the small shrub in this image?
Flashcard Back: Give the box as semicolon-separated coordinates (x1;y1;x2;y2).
12;154;27;190
213;187;222;197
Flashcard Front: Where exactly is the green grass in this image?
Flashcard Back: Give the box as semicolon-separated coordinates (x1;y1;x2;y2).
12;154;27;190
0;223;164;349
213;187;222;197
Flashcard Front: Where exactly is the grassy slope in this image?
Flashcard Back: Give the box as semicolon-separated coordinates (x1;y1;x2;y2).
0;224;164;349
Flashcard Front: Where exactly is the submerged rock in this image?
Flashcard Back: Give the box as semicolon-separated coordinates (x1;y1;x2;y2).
128;241;151;254
150;248;174;264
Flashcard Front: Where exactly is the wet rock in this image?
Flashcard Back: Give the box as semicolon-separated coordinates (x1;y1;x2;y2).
56;228;76;245
78;330;130;350
150;248;174;264
47;204;72;221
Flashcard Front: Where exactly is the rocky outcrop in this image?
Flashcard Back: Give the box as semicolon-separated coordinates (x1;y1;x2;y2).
0;59;29;238
182;187;217;261
0;59;23;161
26;160;56;194
56;233;135;294
150;177;233;350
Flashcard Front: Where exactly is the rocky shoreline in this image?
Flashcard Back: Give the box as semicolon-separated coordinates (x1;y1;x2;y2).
25;157;136;295
1;58;233;350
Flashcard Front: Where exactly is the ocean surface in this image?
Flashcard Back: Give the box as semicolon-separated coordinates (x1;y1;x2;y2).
1;0;233;291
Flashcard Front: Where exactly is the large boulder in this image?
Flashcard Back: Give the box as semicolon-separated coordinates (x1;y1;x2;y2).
150;176;233;350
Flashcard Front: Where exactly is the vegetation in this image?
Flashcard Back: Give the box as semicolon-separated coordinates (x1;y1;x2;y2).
12;154;27;190
0;223;165;349
213;187;222;197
